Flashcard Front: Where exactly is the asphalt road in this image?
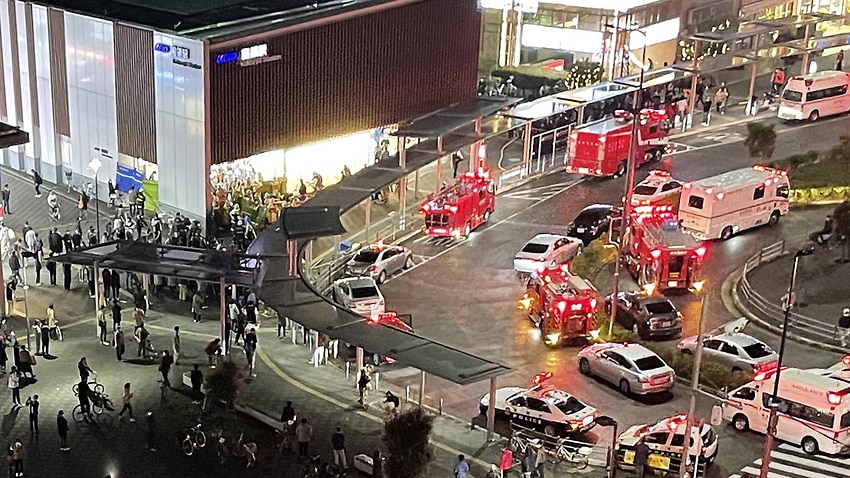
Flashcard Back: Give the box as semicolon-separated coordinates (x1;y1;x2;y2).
372;113;849;477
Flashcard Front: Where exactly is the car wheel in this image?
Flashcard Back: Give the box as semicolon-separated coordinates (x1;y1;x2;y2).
809;110;820;122
579;358;591;376
543;424;556;437
681;348;693;355
720;226;734;240
464;223;471;237
404;256;414;269
616;161;627;178
653;149;663;162
619;379;631;395
377;270;387;284
769;211;780;226
733;414;749;432
801;436;819;454
484;210;491;222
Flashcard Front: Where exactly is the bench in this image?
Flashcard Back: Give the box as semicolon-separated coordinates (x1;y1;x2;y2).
182;371;192;388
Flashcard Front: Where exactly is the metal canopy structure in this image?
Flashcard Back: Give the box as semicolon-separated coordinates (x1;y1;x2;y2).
392;97;519;139
0;123;29;149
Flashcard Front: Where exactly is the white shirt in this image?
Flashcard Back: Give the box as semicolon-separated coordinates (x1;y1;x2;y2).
229;303;240;322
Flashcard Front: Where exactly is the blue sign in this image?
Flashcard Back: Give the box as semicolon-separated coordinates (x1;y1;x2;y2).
215;52;239;64
154;43;171;53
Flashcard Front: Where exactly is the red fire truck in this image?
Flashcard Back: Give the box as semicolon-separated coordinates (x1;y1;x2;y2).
565;109;672;178
420;169;495;238
622;206;706;292
519;264;600;348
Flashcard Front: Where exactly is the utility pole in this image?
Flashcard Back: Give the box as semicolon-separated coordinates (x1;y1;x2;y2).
680;280;707;478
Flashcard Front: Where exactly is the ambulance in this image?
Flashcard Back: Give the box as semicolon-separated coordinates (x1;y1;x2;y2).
721;365;850;455
778;70;850;122
678;165;790;240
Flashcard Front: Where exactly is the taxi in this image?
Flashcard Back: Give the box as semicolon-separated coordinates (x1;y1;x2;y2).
630;170;682;207
616;414;719;475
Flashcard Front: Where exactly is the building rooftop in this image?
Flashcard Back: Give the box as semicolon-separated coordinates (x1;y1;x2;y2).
38;0;386;42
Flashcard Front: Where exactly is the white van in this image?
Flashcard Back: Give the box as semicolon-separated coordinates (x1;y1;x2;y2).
722;367;850;455
778;70;850;121
678;165;790;240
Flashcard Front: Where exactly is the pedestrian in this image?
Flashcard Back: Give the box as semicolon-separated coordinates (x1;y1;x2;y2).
295;417;312;458
18;347;34;379
372;449;383;478
451;150;464;178
244;328;257;376
281;400;296;424
714;84;729;115
62;263;71;290
837;50;845;71
111;300;121;332
8;367;21;406
39;321;49;357
0;343;7;374
245;301;256;325
31;169;42;197
231;300;244;345
133;307;145;331
1;184;10;215
114;328;125;361
97;306;108;345
77;190;89;222
172;326;181;365
135;325;150;359
25;395;38;435
454;454;470;478
118;382;135;422
11;438;23;477
158;351;173;389
633;438;651;478
110;270;121;299
836;308;850;347
46;257;56;287
205;338;221;368
331;426;346;469
700;90;712;125
357;367;371;406
534;443;547;478
310;333;325;367
57;410;69;451
277;315;289;338
771;68;786;94
4;279;14;315
145;410;156;452
191;292;202;323
190;365;203;404
499;447;513;478
78;357;93;383
8;252;20;282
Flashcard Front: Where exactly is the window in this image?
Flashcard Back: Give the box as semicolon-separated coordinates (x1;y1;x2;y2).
508;396;527;408
753;186;765;200
353;250;380;263
384;249;398;259
350;286;379;300
720;342;739;355
806;89;825;101
643;432;669;445
670;433;686;447
783;90;803;102
742;343;773;359
525;397;550;413
704;339;723;350
661;182;681;192
765;394;836;428
777;185;789;198
555;397;586;415
633;185;659;196
644;301;675;315
732;387;757;401
841;412;850;429
687;195;705;209
522;242;550;254
634;355;666;371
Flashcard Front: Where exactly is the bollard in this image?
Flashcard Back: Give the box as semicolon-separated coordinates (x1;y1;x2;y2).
374;372;380;392
345;361;351;379
439;398;443;416
405;385;410;404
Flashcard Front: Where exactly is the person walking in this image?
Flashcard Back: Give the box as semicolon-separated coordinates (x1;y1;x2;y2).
451;150;464;178
1;184;10;215
11;438;23;477
454;454;470;478
498;447;513;478
25;395;38;435
357;367;371;406
110;270;121;299
136;325;150;359
118;383;135;422
97;306;108;346
244;328;257;377
145;410;156;452
31;169;43;197
46;257;57;287
4;279;15;315
714;84;729;115
114;328;125;361
190;365;203;404
111;300;121;332
8;367;21;407
172;326;181;365
837;50;845;71
191;292;202;323
281;401;296;424
331;426;346;469
39;322;49;357
78;357;93;383
57;410;69;451
836;308;850;347
158;351;173;389
633;438;650;478
700;90;712;125
295;417;312;459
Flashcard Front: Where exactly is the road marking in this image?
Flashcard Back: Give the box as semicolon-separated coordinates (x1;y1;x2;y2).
740;466;792;478
498;136;521;171
727;444;850;478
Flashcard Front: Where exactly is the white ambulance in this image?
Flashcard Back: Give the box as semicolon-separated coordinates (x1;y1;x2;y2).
722;366;850;455
678;165;790;240
778;70;850;122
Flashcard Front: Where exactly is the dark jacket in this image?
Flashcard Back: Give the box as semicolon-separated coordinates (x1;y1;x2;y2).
633;442;651;466
57;415;68;435
331;432;345;450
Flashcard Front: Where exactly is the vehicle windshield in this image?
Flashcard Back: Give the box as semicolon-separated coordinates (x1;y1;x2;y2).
353;250;380;263
522;242;550;254
634;355;666;371
555;397;586;415
644;301;675;315
351;286;379;299
574;210;606;226
782;89;803;102
742;342;773;358
633;185;658;196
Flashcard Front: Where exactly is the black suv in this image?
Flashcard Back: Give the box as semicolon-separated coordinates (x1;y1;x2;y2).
605;292;683;340
567;204;616;246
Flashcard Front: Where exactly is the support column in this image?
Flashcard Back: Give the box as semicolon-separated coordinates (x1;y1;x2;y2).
435;156;442;189
607;11;620;81
220;277;228;357
355;347;364;379
414;170;420;202
486;377;497;442
418;370;426;407
398;143;408;231
142;274;151;306
0;245;6;317
746;36;761;116
287;240;298;278
521;122;532;172
470;118;483;172
686;40;700;131
93;261;100;338
801;24;812;75
364;200;372;242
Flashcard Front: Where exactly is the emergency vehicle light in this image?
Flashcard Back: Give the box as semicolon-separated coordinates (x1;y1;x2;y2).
705;188;713;195
754;366;786;381
571;303;583;311
650;249;662;259
716;193;724;199
556;300;568;314
695;246;706;257
449;206;458;212
842;354;850;366
590;298;598;309
531;371;553;386
422;204;431;212
828;391;844;405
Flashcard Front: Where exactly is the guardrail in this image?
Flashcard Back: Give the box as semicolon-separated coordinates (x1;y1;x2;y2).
738;239;837;342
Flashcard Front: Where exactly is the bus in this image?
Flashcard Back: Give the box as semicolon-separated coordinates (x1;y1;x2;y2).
778;70;850;122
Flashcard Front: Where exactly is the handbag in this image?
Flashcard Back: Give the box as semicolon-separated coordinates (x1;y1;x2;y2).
28;355;36;366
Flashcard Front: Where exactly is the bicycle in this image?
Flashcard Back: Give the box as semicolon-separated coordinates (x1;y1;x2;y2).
49;322;63;341
545;439;592;470
90;392;114;415
180;423;207;456
73;372;104;396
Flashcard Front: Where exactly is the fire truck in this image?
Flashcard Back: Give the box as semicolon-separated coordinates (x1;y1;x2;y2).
621;206;706;292
566;109;672;178
420;169;495;238
519;264;600;348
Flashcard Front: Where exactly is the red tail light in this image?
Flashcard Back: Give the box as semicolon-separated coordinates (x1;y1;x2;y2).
366;265;377;272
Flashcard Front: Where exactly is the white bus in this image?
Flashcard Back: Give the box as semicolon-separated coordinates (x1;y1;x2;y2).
722;366;850;455
778;70;850;121
678;165;790;240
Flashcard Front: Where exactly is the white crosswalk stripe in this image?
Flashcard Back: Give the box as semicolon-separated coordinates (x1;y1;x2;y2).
727;443;850;478
503;182;574;202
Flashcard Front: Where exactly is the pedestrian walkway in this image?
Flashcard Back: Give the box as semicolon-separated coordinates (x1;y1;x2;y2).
727;443;850;478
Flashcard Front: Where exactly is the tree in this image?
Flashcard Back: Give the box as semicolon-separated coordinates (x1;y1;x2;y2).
744;122;777;160
205;361;245;410
566;60;603;90
383;407;434;478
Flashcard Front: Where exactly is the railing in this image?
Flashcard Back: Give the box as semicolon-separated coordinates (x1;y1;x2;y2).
738;239;837;342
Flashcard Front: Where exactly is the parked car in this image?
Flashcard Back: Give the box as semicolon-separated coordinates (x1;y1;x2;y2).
479;384;598;437
616;414;719;475
567;204;616;246
677;318;778;374
630;170;683;206
345;242;414;283
577;342;675;395
605;291;683;340
332;277;385;317
514;233;583;274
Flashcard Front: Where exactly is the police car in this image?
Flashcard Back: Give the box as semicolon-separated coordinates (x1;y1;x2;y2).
630;170;682;206
616;414;719;475
479;383;598;437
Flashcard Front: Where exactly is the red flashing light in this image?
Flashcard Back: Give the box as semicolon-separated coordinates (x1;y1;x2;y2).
841;354;850;366
650;249;662;259
716;193;725;199
531;371;554;386
805;79;813;87
828;392;843;405
555;300;567;315
590;298;598;309
695;246;706;257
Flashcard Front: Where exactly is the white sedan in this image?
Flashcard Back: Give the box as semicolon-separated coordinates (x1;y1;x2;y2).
514;233;583;274
332;277;385;317
479;384;597;437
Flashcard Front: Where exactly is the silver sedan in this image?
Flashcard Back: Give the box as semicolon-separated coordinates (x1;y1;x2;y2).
677;319;778;374
577;343;675;396
345;243;414;284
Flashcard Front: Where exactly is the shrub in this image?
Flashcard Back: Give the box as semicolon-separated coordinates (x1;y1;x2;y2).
594;310;639;343
647;345;752;393
205;361;245;411
571;238;617;279
383;407;435;478
787;151;819;170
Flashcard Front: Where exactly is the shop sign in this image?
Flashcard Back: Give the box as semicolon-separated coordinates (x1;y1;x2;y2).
215;43;282;67
154;42;201;69
478;0;538;12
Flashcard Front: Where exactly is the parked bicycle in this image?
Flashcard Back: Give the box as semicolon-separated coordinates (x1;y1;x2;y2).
544;438;592;470
180;423;207;456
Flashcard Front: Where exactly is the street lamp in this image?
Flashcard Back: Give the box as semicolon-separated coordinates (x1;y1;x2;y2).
680;279;707;478
596;415;618;478
88;157;102;241
759;246;814;478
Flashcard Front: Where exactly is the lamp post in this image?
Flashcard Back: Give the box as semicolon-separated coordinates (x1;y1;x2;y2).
607;24;648;339
759;247;814;478
680;279;707;478
88;158;102;241
597;415;618;478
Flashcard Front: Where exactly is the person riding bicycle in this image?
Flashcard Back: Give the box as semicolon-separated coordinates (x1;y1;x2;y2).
47;191;59;218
